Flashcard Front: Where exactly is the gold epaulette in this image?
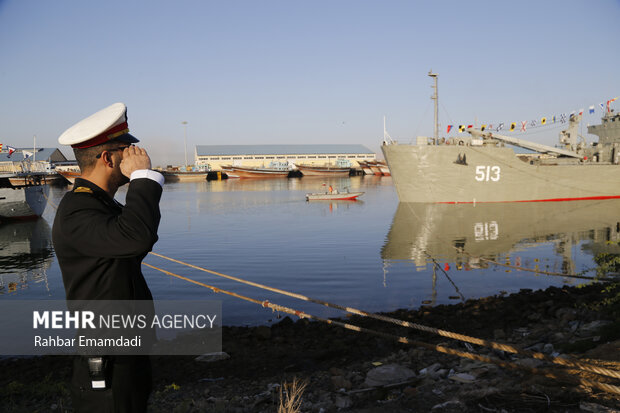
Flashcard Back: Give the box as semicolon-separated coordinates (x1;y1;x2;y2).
74;187;93;194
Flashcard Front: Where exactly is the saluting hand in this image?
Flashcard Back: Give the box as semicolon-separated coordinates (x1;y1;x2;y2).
120;145;152;177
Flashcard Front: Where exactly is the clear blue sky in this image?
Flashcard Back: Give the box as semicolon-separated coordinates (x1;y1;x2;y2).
1;0;619;165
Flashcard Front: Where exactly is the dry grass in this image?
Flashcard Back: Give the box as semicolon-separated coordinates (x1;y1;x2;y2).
278;378;307;413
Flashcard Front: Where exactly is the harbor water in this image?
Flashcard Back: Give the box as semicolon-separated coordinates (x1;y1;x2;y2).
2;176;618;326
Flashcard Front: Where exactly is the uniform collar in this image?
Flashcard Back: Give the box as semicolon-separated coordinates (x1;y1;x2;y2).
73;178;121;208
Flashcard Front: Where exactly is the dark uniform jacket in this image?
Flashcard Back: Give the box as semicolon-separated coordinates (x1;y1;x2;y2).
52;177;162;301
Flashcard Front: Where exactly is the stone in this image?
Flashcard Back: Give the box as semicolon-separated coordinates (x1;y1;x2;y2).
543;343;554;354
525;342;545;352
578;320;612;336
493;328;506;340
195;352;230;362
448;372;476;383
334;395;352;408
364;364;416;387
579;401;620;412
419;362;442;376
431;400;466;412
431;369;448;380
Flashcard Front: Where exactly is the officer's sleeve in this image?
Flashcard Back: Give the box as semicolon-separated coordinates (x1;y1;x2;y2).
61;179;163;258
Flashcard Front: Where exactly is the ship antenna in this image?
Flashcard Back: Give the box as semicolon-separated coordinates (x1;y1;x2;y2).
383;115;394;144
428;70;439;142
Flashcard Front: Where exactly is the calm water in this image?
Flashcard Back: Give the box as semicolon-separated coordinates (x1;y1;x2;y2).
2;176;619;326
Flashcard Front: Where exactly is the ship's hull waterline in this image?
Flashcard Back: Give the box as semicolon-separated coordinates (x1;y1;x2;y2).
296;165;350;176
382;144;620;203
0;185;50;219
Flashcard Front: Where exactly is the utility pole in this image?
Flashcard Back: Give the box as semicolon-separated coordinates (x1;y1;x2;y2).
428;70;439;142
182;121;188;167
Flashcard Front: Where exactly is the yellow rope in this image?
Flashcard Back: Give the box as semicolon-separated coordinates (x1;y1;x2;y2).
146;252;620;381
143;261;620;396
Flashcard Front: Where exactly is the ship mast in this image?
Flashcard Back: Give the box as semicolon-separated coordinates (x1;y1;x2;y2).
383;115;394;144
428;70;439;142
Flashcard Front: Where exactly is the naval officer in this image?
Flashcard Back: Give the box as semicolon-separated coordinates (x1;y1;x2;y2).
52;103;164;412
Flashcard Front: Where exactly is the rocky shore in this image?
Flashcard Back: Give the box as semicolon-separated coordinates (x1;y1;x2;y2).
2;281;619;412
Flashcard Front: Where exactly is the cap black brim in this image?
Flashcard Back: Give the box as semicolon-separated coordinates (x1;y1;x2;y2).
114;133;140;144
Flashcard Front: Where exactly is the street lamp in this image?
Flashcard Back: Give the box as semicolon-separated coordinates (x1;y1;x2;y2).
181;121;188;167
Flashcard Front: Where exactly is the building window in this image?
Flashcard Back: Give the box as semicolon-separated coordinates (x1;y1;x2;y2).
210;157;220;160
307;156;317;159
255;156;264;159
318;156;327;159
233;157;242;160
297;156;306;159
266;156;275;159
328;156;336;158
243;156;253;159
221;157;231;160
276;156;285;159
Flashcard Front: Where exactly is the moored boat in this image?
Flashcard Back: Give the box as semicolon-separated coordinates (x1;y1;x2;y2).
160;170;209;182
227;161;292;178
377;160;391;176
297;159;352;176
158;165;210;182
220;165;240;178
56;164;81;185
365;160;383;176
9;172;65;186
357;161;374;175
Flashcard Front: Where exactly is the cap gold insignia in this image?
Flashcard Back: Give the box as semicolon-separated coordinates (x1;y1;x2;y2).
74;187;93;194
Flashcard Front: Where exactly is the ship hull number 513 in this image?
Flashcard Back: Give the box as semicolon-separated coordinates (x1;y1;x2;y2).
475;165;501;182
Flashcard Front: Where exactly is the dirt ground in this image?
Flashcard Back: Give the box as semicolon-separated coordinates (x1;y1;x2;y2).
1;281;620;412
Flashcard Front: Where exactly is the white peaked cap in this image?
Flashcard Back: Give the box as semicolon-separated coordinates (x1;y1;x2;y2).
58;102;138;148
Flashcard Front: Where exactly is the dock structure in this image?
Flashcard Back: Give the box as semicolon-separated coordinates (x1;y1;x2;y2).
194;144;376;171
0;148;68;174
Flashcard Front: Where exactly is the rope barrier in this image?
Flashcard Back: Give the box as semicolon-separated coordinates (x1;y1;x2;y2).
146;252;620;381
143;261;620;396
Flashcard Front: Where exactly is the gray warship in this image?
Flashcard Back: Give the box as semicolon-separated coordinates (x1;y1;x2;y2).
382;73;620;203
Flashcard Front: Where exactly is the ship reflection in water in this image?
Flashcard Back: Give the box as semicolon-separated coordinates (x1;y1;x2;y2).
381;200;620;302
0;219;54;295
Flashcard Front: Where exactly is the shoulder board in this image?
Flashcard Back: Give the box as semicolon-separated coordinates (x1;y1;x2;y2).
74;186;93;194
